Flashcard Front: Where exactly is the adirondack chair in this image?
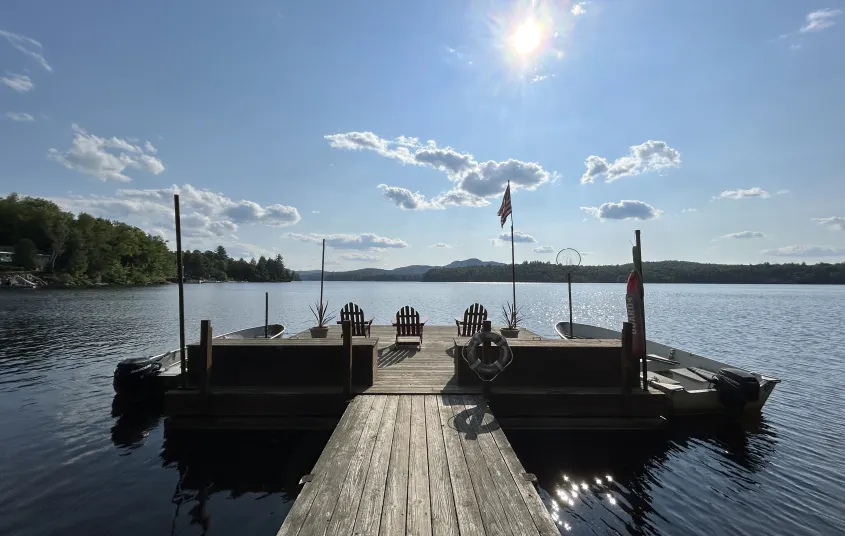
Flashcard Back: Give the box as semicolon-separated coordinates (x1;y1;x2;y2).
455;303;488;336
392;305;427;347
337;302;374;336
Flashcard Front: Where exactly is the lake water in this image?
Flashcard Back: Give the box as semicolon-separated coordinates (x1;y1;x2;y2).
1;282;844;535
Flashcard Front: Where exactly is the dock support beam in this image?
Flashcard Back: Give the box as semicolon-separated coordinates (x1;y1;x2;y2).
199;319;213;395
341;319;352;399
265;292;269;338
174;194;187;389
621;321;633;394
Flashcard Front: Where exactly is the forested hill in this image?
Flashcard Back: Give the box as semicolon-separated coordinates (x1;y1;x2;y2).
422;260;845;284
0;194;298;285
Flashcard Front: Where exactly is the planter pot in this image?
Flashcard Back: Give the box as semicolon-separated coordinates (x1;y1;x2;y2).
309;326;329;338
500;328;519;339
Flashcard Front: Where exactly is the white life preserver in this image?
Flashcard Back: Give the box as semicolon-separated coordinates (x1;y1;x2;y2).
463;330;513;381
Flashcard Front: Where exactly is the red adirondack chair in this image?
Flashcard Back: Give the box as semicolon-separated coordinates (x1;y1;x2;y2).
337;302;374;337
392;305;427;347
455;303;488;336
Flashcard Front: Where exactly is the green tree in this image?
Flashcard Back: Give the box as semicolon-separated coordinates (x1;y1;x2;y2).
13;238;37;269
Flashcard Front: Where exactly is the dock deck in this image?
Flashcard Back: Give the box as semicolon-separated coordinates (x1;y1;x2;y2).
278;394;561;536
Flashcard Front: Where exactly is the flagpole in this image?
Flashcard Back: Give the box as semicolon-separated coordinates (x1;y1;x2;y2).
508;181;516;324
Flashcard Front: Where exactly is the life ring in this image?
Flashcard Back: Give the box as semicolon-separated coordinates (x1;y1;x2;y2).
463;330;513;381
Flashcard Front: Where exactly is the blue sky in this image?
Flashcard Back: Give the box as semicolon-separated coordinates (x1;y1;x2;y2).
2;0;844;270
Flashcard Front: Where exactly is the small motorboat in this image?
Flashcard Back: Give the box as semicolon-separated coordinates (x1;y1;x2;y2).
113;324;285;397
554;322;780;417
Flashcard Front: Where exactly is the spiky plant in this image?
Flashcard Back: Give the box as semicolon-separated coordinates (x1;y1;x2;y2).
310;299;336;327
501;301;524;329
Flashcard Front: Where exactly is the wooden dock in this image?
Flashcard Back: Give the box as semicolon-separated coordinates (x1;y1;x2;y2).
278;394;561;536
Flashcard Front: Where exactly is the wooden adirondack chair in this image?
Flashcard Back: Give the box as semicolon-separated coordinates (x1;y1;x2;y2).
337;302;374;336
455;303;488;336
392;305;426;347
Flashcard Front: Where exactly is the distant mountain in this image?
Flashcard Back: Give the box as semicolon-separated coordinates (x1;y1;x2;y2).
296;258;503;281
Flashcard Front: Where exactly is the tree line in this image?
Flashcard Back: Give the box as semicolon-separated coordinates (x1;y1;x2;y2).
182;246;299;282
0;194;298;285
421;260;845;284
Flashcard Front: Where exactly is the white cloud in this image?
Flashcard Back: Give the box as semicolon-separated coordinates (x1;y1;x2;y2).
5;111;34;121
763;245;845;257
571;2;587;16
718;231;767;240
48;124;166;182
430;243;455;248
0;30;52;72
800;9;842;33
581;200;662;220
713;187;770;200
682;208;697;213
530;74;548;83
143;141;157;154
580;140;681;184
776;189;790;195
50;184;300;243
283;232;408;251
533;245;555;253
340;253;381;262
813;216;845;231
1;73;33;92
377;184;441;210
498;231;536;243
326;131;554;206
312;210;320;214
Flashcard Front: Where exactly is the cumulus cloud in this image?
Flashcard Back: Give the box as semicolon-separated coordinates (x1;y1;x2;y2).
571;2;587;16
718;231;767;240
340;253;381;262
0;30;52;72
713;187;770;200
48;124;166;182
326;131;554;208
498;231;536;243
1;73;33;92
580;141;681;184
5;112;34;121
813;216;845;231
533;245;555;253
430;243;455;248
800;9;841;33
581;200;662;220
50;184;300;243
763;245;845;257
283;232;408;251
377;184;441;210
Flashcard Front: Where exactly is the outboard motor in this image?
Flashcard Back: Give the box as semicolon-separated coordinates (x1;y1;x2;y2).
113;357;162;396
714;368;760;413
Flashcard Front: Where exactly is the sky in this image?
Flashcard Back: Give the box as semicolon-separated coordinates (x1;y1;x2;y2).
1;0;844;271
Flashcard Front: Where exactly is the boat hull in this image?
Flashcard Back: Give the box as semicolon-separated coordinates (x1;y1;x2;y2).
554;322;780;417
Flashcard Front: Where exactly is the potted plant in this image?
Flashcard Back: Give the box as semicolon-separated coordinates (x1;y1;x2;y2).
500;301;523;338
309;299;335;338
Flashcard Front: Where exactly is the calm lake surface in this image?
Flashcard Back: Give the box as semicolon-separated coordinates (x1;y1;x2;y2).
1;282;844;535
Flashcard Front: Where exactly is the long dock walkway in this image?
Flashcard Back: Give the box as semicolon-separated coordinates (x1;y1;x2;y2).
277;394;561;536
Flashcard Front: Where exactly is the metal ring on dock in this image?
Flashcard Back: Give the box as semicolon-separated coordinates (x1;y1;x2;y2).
464;330;512;381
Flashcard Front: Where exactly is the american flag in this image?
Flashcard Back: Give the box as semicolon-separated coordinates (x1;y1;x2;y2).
497;183;512;227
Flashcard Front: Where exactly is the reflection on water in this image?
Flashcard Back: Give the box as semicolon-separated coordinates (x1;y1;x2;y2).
2;283;844;536
512;415;784;535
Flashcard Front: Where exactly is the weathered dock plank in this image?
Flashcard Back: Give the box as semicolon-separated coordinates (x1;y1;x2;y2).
278;394;561;535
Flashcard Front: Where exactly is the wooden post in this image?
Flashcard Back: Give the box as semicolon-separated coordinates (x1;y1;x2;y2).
621;322;633;394
481;319;492;399
174;194;187;389
265;291;269;338
634;230;647;390
198;320;213;395
567;272;574;338
341;319;352;399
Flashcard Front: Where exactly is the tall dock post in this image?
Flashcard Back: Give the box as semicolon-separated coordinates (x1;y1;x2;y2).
341;319;352;399
174;194;187;389
265;292;269;338
481;319;493;399
621;321;633;394
634;230;647;390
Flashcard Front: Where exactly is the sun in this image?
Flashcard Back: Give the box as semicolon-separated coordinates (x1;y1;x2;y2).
511;20;542;56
